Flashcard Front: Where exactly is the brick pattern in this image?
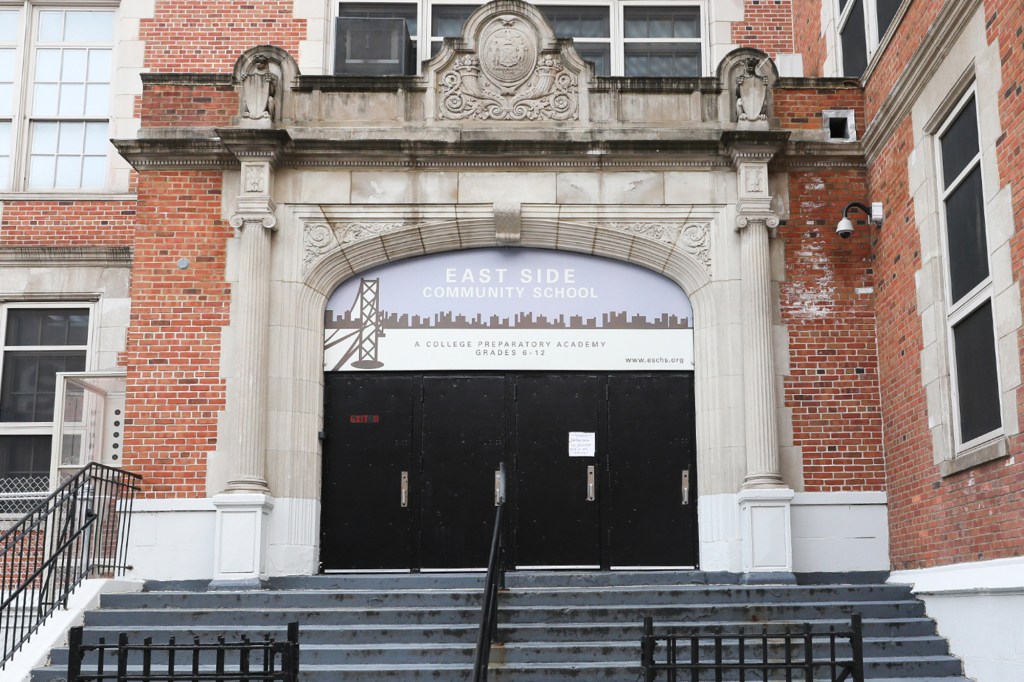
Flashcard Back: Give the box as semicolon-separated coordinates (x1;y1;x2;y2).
732;0;796;58
868;0;1024;569
790;0;827;77
780;169;886;492
121;172;231;498
773;85;864;131
0;201;136;247
140;84;238;129
139;1;305;73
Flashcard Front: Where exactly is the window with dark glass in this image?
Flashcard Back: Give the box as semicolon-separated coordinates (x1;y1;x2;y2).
938;92;1001;447
0;307;89;485
837;0;902;77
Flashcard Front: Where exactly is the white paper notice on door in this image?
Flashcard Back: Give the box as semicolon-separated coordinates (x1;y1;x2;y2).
568;431;596;457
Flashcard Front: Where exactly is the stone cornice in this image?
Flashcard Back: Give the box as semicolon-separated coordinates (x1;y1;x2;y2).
0;246;132;267
861;0;983;164
142;73;235;87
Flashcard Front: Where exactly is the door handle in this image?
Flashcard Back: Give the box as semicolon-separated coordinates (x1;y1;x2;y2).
682;468;690;506
586;465;595;502
400;471;409;508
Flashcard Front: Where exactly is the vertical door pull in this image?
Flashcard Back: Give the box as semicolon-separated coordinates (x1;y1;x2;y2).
400;471;409;508
586;465;596;502
682;468;690;506
494;464;506;506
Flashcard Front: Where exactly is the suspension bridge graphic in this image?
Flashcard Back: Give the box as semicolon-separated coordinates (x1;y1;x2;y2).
325;279;385;370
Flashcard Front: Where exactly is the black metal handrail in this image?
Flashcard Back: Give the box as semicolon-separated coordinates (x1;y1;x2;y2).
0;462;141;669
641;613;865;682
66;621;300;682
471;463;507;682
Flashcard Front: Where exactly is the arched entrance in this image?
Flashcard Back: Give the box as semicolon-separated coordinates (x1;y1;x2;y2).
318;249;698;570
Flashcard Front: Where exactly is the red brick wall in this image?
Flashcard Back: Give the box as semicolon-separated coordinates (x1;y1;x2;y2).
773;84;864;131
867;0;1024;569
0;201;136;246
121;171;231;498
780;168;886;491
140;84;238;129
791;0;827;77
140;1;305;73
732;0;795;58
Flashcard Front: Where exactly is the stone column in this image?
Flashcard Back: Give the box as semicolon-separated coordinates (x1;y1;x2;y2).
731;143;795;580
211;146;282;587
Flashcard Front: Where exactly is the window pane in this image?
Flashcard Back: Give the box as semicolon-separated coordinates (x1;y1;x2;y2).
84;122;108;154
541;7;610;38
340;3;417;35
876;0;901;38
840;0;867;77
6;308;89;346
0;351;86;421
58;121;84;153
81;155;105;188
624;7;700;39
64;11;114;42
575;44;610;77
940;96;980;188
85;83;110;116
59;83;86;116
624;44;700;77
88;50;112;81
0;10;19;42
33;83;59;116
0;48;14;80
37;11;63;41
28;155;55;188
432;6;473;38
62;49;88;81
55;155;82;187
0;120;9;156
0;435;51;479
0;155;8;192
944;165;989;301
953;301;1002;442
0;84;10;118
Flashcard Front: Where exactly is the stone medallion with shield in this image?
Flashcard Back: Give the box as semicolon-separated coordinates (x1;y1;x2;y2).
479;17;537;92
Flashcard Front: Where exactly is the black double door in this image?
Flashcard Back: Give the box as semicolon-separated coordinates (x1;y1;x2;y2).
320;373;696;570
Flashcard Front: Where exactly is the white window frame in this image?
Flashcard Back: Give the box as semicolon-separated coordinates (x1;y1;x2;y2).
0;1;118;193
335;0;709;77
934;85;1003;453
0;302;94;475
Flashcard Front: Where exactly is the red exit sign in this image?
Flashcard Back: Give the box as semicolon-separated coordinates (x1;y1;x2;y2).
350;414;380;424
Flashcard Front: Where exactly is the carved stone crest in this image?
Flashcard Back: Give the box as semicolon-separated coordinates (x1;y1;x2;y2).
736;57;768;123
241;54;278;122
431;5;584;121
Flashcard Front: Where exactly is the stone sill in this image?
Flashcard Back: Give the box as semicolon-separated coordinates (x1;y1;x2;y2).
940;435;1010;477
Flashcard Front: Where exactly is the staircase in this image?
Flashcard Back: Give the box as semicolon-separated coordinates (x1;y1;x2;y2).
33;572;968;681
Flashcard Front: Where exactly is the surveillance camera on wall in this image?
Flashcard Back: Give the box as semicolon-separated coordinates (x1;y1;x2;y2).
836;217;854;239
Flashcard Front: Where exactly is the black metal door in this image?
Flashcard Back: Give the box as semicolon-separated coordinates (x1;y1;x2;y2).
605;373;697;567
513;374;604;568
321;373;416;570
419;375;506;568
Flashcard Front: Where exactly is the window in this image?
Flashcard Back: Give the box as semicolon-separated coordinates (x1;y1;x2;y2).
936;90;1001;449
0;5;115;191
337;1;706;77
0;305;90;510
837;0;901;77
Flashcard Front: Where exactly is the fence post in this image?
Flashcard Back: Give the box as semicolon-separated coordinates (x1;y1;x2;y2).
66;626;83;681
287;621;300;680
849;613;864;682
641;616;655;682
117;632;129;682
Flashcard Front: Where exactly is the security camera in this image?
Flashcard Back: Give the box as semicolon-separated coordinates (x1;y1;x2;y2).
836;216;854;239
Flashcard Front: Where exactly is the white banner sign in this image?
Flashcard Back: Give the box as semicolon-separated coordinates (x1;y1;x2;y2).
324;249;693;371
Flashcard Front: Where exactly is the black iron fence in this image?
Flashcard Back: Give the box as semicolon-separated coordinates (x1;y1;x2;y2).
0;463;141;668
66;622;300;682
641;613;865;682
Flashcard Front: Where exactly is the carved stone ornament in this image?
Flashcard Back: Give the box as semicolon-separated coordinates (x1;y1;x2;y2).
600;221;712;275
437;15;579;121
679;223;712;274
604;222;681;244
245;165;266;193
303;223;338;272
241;54;279;121
736;57;768;123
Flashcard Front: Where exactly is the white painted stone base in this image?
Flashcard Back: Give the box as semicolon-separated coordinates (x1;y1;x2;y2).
126;498;217;581
791;491;889;572
700;491;888;575
738;488;795;574
5;579;143;682
890;556;1024;682
212;493;274;584
267;497;320;576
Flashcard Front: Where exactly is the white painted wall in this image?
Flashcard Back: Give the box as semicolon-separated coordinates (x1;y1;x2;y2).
891;556;1024;682
126;499;217;581
791;491;889;572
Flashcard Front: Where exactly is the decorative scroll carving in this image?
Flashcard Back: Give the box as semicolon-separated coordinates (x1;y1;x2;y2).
337;222;416;245
303;223;338;272
604;222;681;244
438;15;578;121
679;223;711;274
